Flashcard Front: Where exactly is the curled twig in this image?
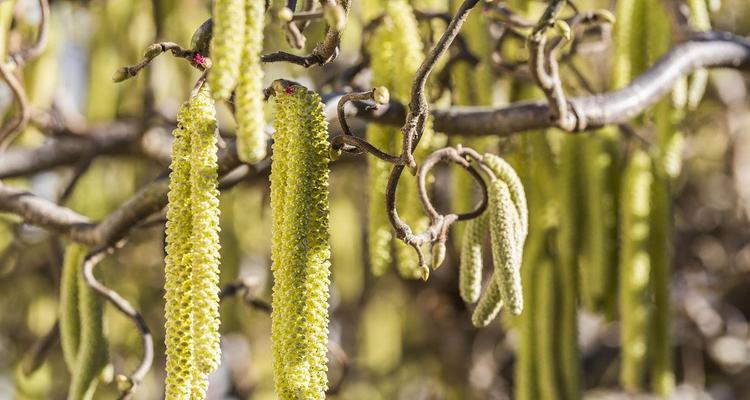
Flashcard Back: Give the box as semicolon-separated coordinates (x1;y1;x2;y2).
332;87;391;156
0;61;31;148
82;244;153;400
262;0;350;67
10;0;50;67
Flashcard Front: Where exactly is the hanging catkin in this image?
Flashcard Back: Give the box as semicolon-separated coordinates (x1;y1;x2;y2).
235;0;267;163
459;213;488;304
618;149;653;391
61;243;108;400
686;0;711;109
270;82;331;400
208;0;245;100
164;85;222;400
187;86;222;400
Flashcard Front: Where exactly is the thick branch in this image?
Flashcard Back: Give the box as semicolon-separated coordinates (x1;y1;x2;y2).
358;32;750;136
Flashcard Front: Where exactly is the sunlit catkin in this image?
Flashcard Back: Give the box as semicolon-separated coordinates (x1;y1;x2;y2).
483;154;528;239
235;0;266;163
187;86;222;399
65;243;108;400
270;82;331;400
209;0;245;100
164;86;222;400
460;213;488;304
618;149;653;391
471;275;503;327
488;180;524;316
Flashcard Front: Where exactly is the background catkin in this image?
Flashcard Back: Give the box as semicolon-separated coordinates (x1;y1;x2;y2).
163;85;221;400
64;243;108;400
234;0;266;163
270;83;331;400
60;242;83;372
618;148;653;391
208;0;245;100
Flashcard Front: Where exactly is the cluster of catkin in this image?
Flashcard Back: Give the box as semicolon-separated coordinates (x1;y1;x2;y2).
163;86;222;400
459;154;527;327
60;243;107;400
269;81;332;400
208;0;266;163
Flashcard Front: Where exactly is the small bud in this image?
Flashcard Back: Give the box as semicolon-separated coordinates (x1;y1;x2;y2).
555;20;572;41
190;18;213;56
431;242;446;270
112;67;130;83
418;265;430;281
277;7;294;22
143;43;163;59
372;86;390;105
594;9;616;24
115;374;133;393
323;4;346;31
329;146;342;161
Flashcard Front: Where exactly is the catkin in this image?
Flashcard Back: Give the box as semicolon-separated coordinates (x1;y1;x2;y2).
208;0;245;100
270;82;331;400
488;180;523;316
65;243;108;400
471;275;503;328
618;149;653;391
483;154;528;239
60;243;84;371
459;212;488;304
187;86;222;399
235;0;266;163
164;86;222;400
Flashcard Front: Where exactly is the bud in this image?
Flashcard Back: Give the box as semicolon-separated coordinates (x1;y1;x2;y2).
431;242;446;270
372;86;390;105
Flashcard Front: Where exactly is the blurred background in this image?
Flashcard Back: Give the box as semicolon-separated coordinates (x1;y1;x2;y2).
0;0;750;399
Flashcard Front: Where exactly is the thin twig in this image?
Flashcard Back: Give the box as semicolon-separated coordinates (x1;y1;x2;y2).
0;61;31;147
10;0;50;66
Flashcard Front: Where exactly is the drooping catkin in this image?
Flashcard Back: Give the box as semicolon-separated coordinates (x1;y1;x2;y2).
555;134;583;400
65;243;108;400
488;180;523;316
235;0;266;163
270;82;331;400
686;0;711;109
186;86;222;399
208;0;245;100
460;212;488;304
60;243;84;371
534;258;562;400
483;154;528;239
618;149;653;391
471;275;503;328
164;86;222;400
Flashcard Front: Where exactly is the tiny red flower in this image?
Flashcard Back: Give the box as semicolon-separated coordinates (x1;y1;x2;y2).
285;86;295;95
194;53;206;66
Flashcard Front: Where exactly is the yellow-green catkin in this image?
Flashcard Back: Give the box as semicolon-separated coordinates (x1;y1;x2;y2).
555;134;583;400
270;83;331;400
459;213;488;304
534;258;562;400
471;276;503;327
60;243;83;371
235;0;266;163
187;87;222;399
365;0;426;278
164;86;222;400
618;149;653;391
209;0;245;100
65;243;108;400
488;180;523;316
647;3;677;395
